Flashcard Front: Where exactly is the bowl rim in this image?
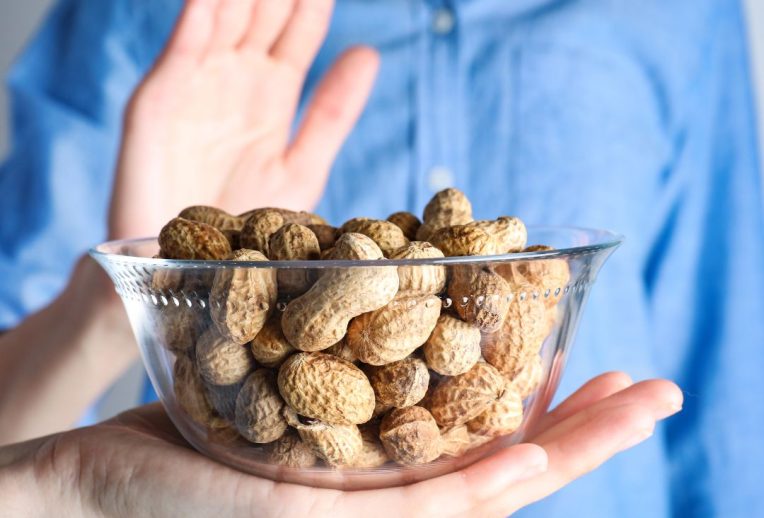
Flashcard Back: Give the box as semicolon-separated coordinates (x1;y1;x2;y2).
89;226;624;269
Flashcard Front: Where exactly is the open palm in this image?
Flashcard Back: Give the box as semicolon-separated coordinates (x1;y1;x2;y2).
110;0;378;239
34;374;681;517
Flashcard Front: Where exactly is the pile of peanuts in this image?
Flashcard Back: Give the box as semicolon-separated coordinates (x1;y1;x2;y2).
154;189;569;468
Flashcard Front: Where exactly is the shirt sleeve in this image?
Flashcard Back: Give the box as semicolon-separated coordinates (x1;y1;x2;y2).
0;0;150;329
644;4;764;516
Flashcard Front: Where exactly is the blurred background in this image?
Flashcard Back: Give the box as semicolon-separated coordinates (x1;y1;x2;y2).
1;1;763;418
2;0;764;159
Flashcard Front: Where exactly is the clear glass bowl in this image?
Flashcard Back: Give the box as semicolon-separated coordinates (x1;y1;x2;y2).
91;227;621;490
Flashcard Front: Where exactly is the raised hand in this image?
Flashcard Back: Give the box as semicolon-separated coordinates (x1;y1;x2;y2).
109;0;379;239
11;373;681;517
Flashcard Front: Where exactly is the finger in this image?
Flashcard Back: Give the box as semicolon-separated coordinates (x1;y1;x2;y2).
336;444;548;518
531;379;682;445
241;0;296;51
477;403;660;516
270;0;335;72
161;0;221;68
207;0;258;53
530;372;633;435
286;46;380;182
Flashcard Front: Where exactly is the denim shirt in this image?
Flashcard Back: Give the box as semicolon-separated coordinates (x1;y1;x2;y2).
1;0;763;516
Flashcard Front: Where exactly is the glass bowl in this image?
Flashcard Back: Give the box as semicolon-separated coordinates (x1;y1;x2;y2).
90;227;621;490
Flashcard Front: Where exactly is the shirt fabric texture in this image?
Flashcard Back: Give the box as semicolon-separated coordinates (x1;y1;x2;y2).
1;0;763;516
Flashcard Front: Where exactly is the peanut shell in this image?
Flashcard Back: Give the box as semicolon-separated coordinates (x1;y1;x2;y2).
283;407;363;467
497;246;571;308
428;362;505;428
417;188;473;241
439;425;471;457
347;295;441;366
179;206;244;232
387;211;422;241
250;316;295;368
265;429;319;468
308;224;340;251
430;224;502;257
352;423;390;468
466;384;524;437
367;357;430;408
389;242;447;296
340;219;409;258
239;210;285;256
448;266;513;333
466;217;527;254
235;369;288;444
204;381;242;423
210;249;277;344
508;354;544;399
423;315;482;376
482;288;548;378
269;223;321;296
282;234;399;352
380;406;442;465
277;352;375;425
196;328;255;386
173;355;223;428
159;217;232;260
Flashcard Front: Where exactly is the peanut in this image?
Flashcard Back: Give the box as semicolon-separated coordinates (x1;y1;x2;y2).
466;217;527;254
307;224;340;251
173;355;226;429
277;352;375;425
496;246;570;308
250;316;295;368
508;354;544;399
210;249;277;344
159;217;232;260
281;234;399;352
196;328;255;386
347;295;442;365
239;210;285;256
482;286;548;378
240;207;327;227
367;357;430;408
283;407;363;467
235;369;288;444
265;429;318;468
439;425;471;457
269;223;321;296
423;315;482;376
380;406;442;465
340;219;409;257
428;362;505;428
389;242;447;297
387;211;422;241
417;188;473;242
430;224;502;257
352;423;390;468
179;206;244;232
466;384;524;437
448;266;513;333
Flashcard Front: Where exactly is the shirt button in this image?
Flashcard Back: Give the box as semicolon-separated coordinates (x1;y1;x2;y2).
428;166;455;192
431;8;456;35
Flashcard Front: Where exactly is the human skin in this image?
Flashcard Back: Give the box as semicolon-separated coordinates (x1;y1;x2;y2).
0;374;682;518
0;0;378;443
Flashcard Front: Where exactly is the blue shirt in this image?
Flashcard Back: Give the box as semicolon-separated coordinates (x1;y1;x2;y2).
2;0;763;516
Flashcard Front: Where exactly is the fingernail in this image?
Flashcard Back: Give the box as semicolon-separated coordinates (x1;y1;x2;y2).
618;428;653;451
656;402;683;420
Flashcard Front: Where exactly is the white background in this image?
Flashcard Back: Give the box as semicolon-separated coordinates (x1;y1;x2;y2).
1;1;763;414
